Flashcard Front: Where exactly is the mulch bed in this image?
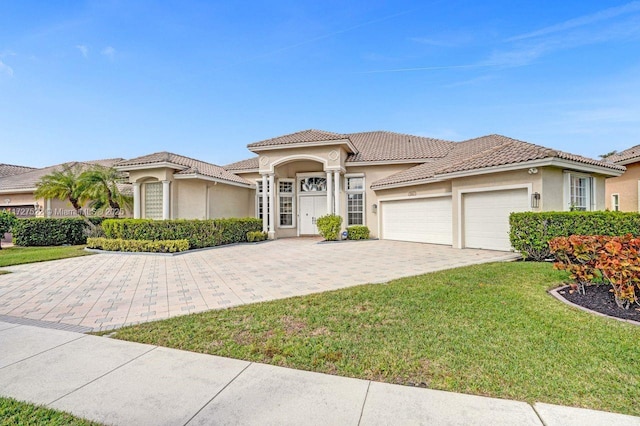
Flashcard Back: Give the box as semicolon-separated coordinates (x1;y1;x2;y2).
558;284;640;322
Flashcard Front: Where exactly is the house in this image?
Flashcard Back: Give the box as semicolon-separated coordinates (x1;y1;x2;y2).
0;159;125;218
604;146;640;211
116;130;624;251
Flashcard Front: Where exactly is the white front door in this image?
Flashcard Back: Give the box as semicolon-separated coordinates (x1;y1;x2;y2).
299;195;327;235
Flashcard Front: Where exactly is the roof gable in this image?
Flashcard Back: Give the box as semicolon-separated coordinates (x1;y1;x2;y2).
606;145;640;165
247;129;349;149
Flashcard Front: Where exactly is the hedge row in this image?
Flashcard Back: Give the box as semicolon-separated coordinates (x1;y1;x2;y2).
102;218;262;249
347;225;370;240
12;217;105;246
87;237;189;253
510;211;640;261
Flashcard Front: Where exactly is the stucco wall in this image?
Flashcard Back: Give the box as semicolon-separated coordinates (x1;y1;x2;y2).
174;179;207;219
605;162;639;211
207;183;253;219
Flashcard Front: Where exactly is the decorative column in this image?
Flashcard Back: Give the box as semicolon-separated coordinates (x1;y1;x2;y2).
333;170;340;218
133;182;141;219
261;174;268;233
162;180;170;220
326;171;333;214
268;174;276;239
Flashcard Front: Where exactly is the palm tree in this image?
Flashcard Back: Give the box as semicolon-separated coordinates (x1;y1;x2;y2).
79;166;132;218
34;163;88;215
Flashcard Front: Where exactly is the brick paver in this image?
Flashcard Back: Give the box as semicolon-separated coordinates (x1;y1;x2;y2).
0;239;518;331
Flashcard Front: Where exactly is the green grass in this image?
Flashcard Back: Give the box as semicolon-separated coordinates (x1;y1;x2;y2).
108;262;640;416
0;397;100;425
0;245;91;269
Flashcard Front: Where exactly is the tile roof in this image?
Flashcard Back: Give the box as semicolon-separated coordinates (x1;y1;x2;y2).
116;152;252;186
0;159;123;192
247;129;349;148
371;134;624;189
0;164;36;178
346;131;453;162
606;145;640;164
224;156;259;171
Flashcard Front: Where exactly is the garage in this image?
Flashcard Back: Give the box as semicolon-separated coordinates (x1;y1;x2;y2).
463;188;529;251
381;196;452;245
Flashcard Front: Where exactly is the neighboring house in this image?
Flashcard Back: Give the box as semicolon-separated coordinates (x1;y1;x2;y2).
0;159;125;218
117;130;623;251
604;146;640;212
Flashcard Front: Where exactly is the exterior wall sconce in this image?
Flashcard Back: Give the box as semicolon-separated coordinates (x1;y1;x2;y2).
531;192;541;209
372;203;378;214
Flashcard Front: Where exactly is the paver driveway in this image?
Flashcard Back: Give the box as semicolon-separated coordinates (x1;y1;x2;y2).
0;239;518;331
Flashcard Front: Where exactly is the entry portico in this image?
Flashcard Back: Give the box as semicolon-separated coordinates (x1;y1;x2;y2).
248;130;355;239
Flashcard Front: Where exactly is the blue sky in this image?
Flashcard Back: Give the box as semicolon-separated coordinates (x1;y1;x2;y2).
1;0;639;167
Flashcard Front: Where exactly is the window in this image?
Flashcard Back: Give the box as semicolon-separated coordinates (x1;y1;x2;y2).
346;176;365;226
278;180;295;227
144;182;163;219
566;173;593;211
256;180;270;225
611;194;620;211
299;177;327;192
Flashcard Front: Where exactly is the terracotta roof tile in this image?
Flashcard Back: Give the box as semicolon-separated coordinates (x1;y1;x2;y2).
248;129;348;148
0;159;124;192
606;145;640;164
0;164;36;178
116;152;252;186
371;134;624;189
346;131;453;162
224;156;259;171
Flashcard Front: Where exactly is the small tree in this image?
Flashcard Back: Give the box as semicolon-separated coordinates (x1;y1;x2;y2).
0;210;17;250
79;165;132;218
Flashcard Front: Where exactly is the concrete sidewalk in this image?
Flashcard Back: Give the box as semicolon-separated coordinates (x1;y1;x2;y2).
1;322;638;426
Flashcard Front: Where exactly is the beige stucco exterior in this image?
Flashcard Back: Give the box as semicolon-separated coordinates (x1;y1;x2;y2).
605;162;640;211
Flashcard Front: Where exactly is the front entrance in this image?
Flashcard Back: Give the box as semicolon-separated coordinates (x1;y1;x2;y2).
299;195;327;235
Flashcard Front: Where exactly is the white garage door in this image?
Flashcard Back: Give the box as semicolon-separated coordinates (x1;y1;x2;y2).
382;197;452;245
463;189;529;251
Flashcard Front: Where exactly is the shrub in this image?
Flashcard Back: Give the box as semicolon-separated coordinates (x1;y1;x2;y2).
549;234;640;309
0;210;17;249
347;225;369;240
87;237;189;253
102;218;262;249
510;211;640;261
316;214;343;241
13;218;89;246
247;231;267;242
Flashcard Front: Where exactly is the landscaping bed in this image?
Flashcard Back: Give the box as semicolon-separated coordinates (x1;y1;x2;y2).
558;285;640;322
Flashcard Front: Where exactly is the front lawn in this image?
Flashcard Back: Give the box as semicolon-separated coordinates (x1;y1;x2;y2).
0;397;100;425
108;262;640;416
0;245;91;269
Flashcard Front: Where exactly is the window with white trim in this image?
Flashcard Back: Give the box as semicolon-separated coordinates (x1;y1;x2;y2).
611;194;620;211
256;180;270;225
568;174;593;211
144;182;163;219
346;176;365;226
278;179;295;227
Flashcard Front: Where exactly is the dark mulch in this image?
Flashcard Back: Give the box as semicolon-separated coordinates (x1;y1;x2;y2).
558;284;640;322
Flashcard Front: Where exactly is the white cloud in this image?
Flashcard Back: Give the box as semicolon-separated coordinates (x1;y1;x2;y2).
0;60;13;77
507;1;640;41
101;46;116;60
76;44;89;58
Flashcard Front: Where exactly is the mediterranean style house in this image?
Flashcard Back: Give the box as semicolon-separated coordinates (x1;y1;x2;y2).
113;129;623;251
605;145;640;212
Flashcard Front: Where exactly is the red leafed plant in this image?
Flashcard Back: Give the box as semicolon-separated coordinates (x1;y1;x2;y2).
549;234;640;309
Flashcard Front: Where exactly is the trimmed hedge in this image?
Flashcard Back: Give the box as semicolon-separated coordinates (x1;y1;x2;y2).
87;237;189;253
510;211;640;261
13;218;87;246
102;218;262;249
247;231;267;242
347;225;370;240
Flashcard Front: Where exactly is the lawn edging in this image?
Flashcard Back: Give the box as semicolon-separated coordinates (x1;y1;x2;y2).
84;239;273;256
548;285;640;327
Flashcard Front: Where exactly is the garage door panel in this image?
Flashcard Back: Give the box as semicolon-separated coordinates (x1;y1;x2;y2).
463;189;529;251
382;197;452;245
